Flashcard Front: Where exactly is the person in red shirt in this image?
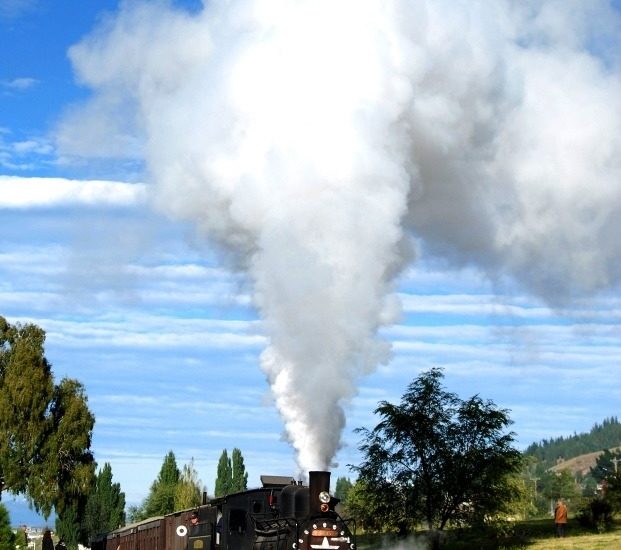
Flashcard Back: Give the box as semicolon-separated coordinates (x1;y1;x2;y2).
554;499;568;537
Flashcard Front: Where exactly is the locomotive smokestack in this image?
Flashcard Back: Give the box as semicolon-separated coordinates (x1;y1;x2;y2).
308;471;331;516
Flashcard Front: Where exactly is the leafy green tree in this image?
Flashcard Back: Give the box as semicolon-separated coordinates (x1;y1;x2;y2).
0;503;14;550
540;469;580;502
352;368;522;533
126;504;144;524
82;463;126;544
0;317;95;517
175;458;204;510
215;450;232;497
344;479;407;533
143;451;180;517
335;477;353;503
231;448;248;493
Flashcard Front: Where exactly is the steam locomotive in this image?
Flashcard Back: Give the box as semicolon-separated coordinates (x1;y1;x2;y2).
92;470;356;550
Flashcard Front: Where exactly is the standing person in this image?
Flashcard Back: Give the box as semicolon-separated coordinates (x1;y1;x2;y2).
554;499;568;537
42;530;54;550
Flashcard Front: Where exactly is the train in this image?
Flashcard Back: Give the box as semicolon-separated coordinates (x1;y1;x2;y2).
92;470;356;550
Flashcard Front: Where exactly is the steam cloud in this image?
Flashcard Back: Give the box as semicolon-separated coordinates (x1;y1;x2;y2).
59;0;621;473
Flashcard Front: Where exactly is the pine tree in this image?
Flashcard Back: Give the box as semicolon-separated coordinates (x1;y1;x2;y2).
143;451;180;517
55;502;81;550
82;463;126;544
214;450;232;497
0;504;14;550
231;448;248;493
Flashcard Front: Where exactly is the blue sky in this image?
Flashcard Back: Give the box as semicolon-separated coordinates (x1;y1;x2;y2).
1;0;621;522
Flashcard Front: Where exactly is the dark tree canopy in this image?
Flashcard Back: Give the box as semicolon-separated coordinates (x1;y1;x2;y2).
215;448;247;497
590;448;621;482
215;449;232;497
352;368;522;533
81;463;126;544
0;316;95;518
0;504;14;550
231;448;248;493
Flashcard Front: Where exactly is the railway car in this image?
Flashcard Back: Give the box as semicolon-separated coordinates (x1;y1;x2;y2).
93;470;356;550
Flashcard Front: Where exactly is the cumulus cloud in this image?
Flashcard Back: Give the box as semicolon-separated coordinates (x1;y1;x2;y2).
58;0;621;473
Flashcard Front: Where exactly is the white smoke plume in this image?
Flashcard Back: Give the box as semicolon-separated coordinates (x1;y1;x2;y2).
57;0;621;473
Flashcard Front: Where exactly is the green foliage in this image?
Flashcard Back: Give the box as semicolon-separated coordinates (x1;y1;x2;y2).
132;454;205;520
82;463;126;544
0;504;14;550
0;316;95;518
524;417;621;469
214;448;247;497
174;458;204;510
56;502;81;550
14;527;27;550
143;451;180;517
352;367;522;533
577;498;614;532
335;477;353;502
539;469;581;503
590;449;621;482
344;479;410;534
215;449;232;497
231;448;248;493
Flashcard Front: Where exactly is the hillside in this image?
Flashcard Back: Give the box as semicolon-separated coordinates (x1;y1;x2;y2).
549;447;621;477
524;416;621;469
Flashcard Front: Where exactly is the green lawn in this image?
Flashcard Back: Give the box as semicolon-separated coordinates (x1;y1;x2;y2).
355;519;621;549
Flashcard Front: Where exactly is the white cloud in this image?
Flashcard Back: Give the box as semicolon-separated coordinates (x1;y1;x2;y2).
1;77;39;90
0;175;146;208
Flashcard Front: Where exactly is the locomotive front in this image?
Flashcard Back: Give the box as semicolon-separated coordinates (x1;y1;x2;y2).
292;471;356;550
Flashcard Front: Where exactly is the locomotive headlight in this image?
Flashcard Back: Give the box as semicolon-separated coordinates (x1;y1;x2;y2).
318;491;331;504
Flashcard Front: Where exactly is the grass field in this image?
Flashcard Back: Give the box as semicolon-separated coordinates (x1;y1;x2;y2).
355;519;621;549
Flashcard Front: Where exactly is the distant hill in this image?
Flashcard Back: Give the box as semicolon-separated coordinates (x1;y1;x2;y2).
524;416;621;470
549;447;621;477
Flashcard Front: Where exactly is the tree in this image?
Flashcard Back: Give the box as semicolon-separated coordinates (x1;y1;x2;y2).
540;469;580;502
590;449;621;482
215;448;247;497
55;503;81;550
231;448;248;493
143;451;180;517
0;317;95;518
175;458;204;510
0;504;14;550
82;463;126;544
344;479;407;533
352;368;522;534
214;450;232;497
335;477;353;503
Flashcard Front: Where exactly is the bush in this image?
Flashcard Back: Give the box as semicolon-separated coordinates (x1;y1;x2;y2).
577;498;613;532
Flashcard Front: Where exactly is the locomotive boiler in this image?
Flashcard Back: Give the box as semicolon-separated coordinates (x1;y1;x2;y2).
93;470;356;550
